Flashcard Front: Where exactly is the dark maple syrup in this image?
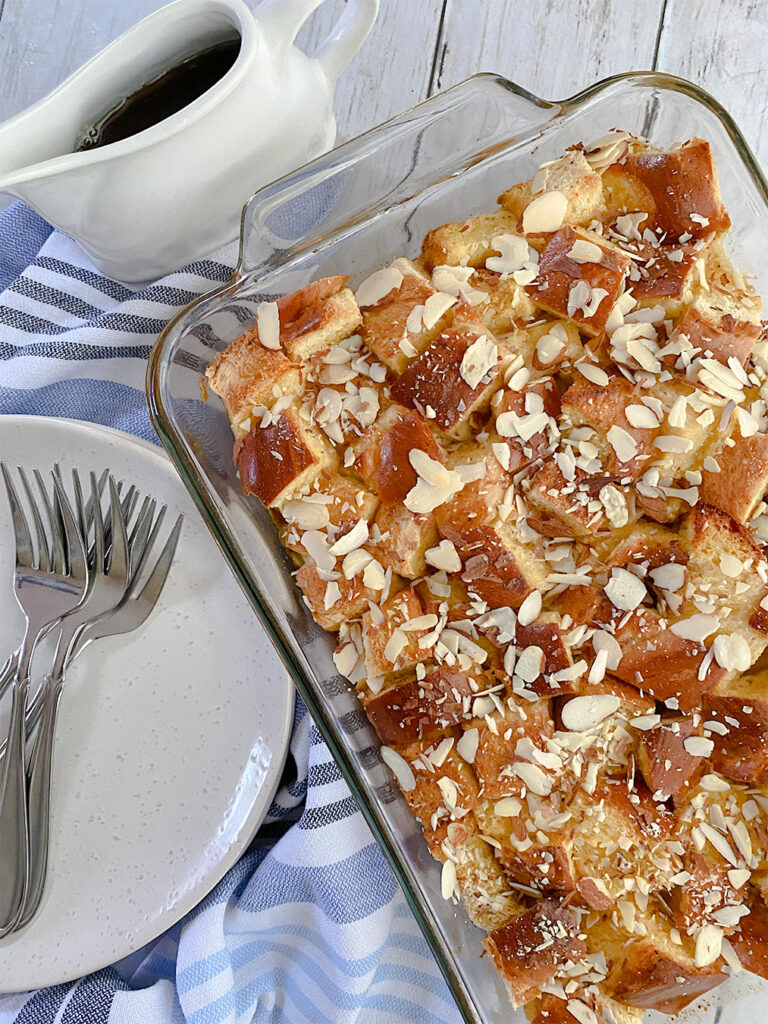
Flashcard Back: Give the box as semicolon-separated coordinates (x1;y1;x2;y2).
74;37;241;151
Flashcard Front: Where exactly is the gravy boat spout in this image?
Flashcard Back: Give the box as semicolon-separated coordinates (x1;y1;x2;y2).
0;0;378;283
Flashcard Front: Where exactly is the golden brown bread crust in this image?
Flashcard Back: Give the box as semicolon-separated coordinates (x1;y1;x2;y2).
208;130;768;1023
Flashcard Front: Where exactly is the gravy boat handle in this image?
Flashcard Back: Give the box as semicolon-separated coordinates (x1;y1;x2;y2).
258;0;379;84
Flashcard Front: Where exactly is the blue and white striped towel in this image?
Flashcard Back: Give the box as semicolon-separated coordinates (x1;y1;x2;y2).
0;202;461;1024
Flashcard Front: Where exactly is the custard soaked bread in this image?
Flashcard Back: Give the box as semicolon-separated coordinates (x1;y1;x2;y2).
207;130;768;1021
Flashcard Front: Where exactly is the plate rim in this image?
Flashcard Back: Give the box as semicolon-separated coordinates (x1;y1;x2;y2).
0;414;294;991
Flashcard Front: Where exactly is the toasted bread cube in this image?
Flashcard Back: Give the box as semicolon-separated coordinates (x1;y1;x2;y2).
619;138;731;240
561;374;660;482
390;305;508;438
612;607;726;711
567;675;656;725
359;258;453;373
570;781;678;897
667;291;761;366
635;718;705;799
524;228;630;336
471;268;538;332
475;800;576;894
602;521;686;573
699;431;768;524
499;150;604;228
277;276;362;362
295;561;372;631
703;670;768;785
280;470;379;557
473;701;554;800
421;209;522;270
525;319;584;370
513;614;576;697
601;163;656;224
680;504;768;644
435;439;513;538
367;502;437;579
397;751;480;853
592;908;726;1014
530;994;643;1024
526;463;610;539
445;819;527;930
365;666;476;746
449;520;549;610
206;333;301;436
626;243;700;318
731;896;768;980
491;376;561;474
362;586;435;678
353;403;445;505
484;898;587;1006
236;408;334;507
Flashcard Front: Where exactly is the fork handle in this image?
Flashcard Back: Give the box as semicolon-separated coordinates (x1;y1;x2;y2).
0;674;29;935
18;675;61;929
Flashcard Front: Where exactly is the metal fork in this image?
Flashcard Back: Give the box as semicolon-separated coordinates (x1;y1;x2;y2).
0;465;88;935
19;499;183;927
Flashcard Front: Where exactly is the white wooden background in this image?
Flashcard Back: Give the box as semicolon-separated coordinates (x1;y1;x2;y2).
2;0;768;166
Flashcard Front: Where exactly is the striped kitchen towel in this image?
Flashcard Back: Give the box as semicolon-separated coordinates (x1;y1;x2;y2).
0;203;461;1024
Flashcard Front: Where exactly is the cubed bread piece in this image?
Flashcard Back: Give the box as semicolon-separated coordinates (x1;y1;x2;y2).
473;700;555;800
601;164;656;224
484;898;587;1006
569;781;679;899
390;305;508;438
590;907;726;1014
499;150;604;228
474;799;576;894
561;374;660;482
618;138;731;240
525;319;584;370
433;437;513;539
526;463;611;539
530;994;643;1024
235;408;335;507
667;290;761;366
361;586;435;678
601;521;686;572
471;268;538;332
611;607;726;712
670;848;740;934
635;718;705;799
524;228;630;337
512;613;577;698
277;275;362;361
295;561;372;631
358;258;453;373
625;242;700;317
206;333;301;436
699;431;768;524
703;669;768;785
368;502;437;579
353;403;445;505
365;666;476;746
398;749;480;853
731;895;768;980
491;376;561;474
563;675;655;730
680;504;768;645
421;209;522;270
445;819;527;930
450;520;550;610
280;470;379;557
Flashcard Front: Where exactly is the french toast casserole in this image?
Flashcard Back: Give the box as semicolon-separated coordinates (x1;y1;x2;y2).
206;130;768;1023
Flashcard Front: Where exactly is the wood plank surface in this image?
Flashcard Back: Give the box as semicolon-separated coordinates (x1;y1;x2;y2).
433;0;664;100
656;0;768;165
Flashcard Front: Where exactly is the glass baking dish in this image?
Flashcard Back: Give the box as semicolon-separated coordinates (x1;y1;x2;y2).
147;72;768;1024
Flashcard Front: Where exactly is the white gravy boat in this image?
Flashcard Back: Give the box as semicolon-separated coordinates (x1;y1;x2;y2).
0;0;378;283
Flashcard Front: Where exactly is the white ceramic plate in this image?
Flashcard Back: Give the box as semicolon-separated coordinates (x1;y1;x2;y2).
0;416;293;991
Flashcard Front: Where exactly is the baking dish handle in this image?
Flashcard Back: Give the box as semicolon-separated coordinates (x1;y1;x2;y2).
258;0;379;84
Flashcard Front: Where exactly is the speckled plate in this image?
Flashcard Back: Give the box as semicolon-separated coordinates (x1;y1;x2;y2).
0;416;293;992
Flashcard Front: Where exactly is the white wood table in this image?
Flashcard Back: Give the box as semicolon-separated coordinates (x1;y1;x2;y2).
0;4;762;1021
2;0;768;164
